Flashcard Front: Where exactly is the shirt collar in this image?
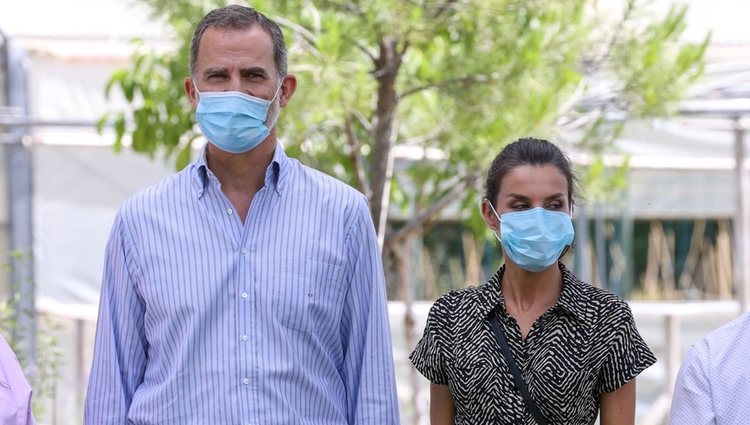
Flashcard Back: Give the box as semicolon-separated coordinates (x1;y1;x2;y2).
190;143;290;199
477;263;589;323
555;264;590;322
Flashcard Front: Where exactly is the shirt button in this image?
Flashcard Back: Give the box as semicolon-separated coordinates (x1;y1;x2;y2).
241;248;248;255
241;292;248;299
243;378;250;385
227;208;233;215
241;334;249;342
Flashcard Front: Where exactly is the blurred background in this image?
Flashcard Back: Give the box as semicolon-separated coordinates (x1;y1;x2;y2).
1;0;749;424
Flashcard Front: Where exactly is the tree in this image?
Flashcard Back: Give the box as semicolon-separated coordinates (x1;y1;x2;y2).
102;0;706;246
100;0;706;420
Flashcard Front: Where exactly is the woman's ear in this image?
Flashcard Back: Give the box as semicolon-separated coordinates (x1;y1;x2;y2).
481;199;500;232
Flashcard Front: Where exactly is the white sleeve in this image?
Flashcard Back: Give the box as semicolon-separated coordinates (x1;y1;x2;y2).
668;341;716;425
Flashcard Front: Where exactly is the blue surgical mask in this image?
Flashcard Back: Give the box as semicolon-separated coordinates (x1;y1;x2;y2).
194;81;282;154
487;203;575;272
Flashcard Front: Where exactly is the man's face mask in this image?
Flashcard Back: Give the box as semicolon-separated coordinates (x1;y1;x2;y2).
486;202;575;273
194;80;282;154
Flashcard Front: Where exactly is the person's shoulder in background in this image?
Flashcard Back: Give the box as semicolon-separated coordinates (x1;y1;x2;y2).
0;333;36;425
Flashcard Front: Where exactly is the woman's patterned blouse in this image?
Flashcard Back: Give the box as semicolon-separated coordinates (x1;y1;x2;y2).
410;263;656;425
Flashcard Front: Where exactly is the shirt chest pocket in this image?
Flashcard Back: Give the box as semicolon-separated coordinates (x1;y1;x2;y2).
271;259;347;333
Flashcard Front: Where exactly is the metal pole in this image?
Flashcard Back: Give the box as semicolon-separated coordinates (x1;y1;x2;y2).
595;202;609;290
2;34;36;359
574;204;592;284
733;118;750;314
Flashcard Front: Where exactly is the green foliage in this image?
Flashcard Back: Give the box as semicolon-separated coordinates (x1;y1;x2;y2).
100;0;707;242
0;251;64;419
610;4;709;117
98;38;199;168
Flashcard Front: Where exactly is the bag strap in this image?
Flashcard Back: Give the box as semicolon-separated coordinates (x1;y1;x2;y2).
488;310;549;425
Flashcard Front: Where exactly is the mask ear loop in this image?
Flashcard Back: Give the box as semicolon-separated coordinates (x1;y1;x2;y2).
192;79;202;101
266;78;285;129
480;198;503;235
484;198;502;223
270;78;284;103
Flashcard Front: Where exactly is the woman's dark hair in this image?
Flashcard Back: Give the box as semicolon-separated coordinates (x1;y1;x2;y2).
483;137;580;205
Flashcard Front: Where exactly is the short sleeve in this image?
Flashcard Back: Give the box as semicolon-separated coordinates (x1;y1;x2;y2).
409;299;450;385
597;302;657;393
668;341;715;425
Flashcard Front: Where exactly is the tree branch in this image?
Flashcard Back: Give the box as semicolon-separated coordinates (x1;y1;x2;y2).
431;0;460;19
385;169;482;248
584;0;636;74
401;74;494;99
348;37;377;63
344;113;370;197
400;122;447;146
351;108;373;132
319;0;365;16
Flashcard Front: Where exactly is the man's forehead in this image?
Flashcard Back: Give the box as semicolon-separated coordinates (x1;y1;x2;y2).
197;27;275;67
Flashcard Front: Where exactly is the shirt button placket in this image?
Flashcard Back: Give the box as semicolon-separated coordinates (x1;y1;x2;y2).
240;282;250;394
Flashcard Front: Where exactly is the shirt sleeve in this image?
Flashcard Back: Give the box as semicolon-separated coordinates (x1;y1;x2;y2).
25;391;36;425
668;342;716;425
84;211;148;424
409;297;449;385
0;334;36;425
597;301;657;393
340;196;400;425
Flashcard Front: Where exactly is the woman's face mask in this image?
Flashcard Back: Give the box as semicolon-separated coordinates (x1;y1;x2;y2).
486;202;575;273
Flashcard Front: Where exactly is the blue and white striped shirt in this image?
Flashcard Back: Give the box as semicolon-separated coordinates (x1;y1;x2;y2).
84;145;400;424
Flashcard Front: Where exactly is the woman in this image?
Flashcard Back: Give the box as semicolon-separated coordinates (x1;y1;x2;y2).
410;137;656;424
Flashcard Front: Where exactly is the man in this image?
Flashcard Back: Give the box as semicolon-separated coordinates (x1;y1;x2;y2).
668;312;750;424
0;333;35;425
84;5;400;424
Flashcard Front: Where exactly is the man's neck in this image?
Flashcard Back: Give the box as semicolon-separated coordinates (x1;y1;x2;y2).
206;138;276;188
205;137;277;223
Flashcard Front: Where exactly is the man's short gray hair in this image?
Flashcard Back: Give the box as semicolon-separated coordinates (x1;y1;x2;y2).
189;5;287;78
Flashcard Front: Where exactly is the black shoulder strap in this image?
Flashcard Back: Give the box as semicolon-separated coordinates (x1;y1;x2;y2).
488;311;549;425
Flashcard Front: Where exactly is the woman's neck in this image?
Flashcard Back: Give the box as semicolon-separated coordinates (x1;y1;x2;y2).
501;264;562;314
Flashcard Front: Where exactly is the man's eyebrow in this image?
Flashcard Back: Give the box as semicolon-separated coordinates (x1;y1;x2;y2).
202;67;228;77
239;67;269;78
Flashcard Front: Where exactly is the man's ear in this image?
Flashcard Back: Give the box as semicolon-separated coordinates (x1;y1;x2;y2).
278;74;297;108
185;78;198;109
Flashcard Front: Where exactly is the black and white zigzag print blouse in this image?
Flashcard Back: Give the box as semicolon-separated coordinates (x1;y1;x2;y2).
410;263;656;425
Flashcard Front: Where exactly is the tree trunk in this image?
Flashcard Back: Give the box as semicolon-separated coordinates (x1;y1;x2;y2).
392;239;422;424
369;36;403;248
